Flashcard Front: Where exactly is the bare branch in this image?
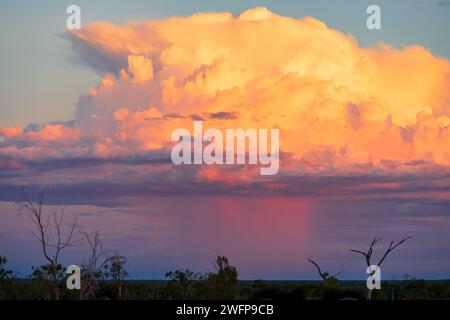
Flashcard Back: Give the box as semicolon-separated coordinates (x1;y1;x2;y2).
18;187;82;268
377;236;412;267
19;186;53;265
350;237;383;267
307;258;327;281
333;261;347;278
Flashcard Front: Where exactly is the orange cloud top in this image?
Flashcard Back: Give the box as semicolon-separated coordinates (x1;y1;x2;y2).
2;7;450;179
0;126;23;139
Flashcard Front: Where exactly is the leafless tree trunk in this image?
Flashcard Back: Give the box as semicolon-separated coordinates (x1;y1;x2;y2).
350;236;412;300
18;186;81;299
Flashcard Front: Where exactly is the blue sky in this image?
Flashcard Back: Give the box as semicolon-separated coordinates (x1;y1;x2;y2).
1;0;449;127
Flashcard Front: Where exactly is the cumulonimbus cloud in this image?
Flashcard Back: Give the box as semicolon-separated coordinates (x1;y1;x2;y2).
1;7;450;198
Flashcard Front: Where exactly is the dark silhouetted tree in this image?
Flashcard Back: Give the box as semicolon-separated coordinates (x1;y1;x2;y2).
79;231;110;299
18;186;82;299
307;258;345;282
104;253;128;299
0;256;13;282
206;256;239;299
307;258;345;299
0;256;15;299
165;269;201;299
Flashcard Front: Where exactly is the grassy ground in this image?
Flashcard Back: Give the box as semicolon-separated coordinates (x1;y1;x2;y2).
2;279;449;300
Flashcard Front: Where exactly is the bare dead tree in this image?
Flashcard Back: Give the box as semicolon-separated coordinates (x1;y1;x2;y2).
307;258;345;282
18;186;82;299
79;231;110;299
350;236;412;300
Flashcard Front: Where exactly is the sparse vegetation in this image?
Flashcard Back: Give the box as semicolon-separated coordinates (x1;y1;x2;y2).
0;187;448;300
